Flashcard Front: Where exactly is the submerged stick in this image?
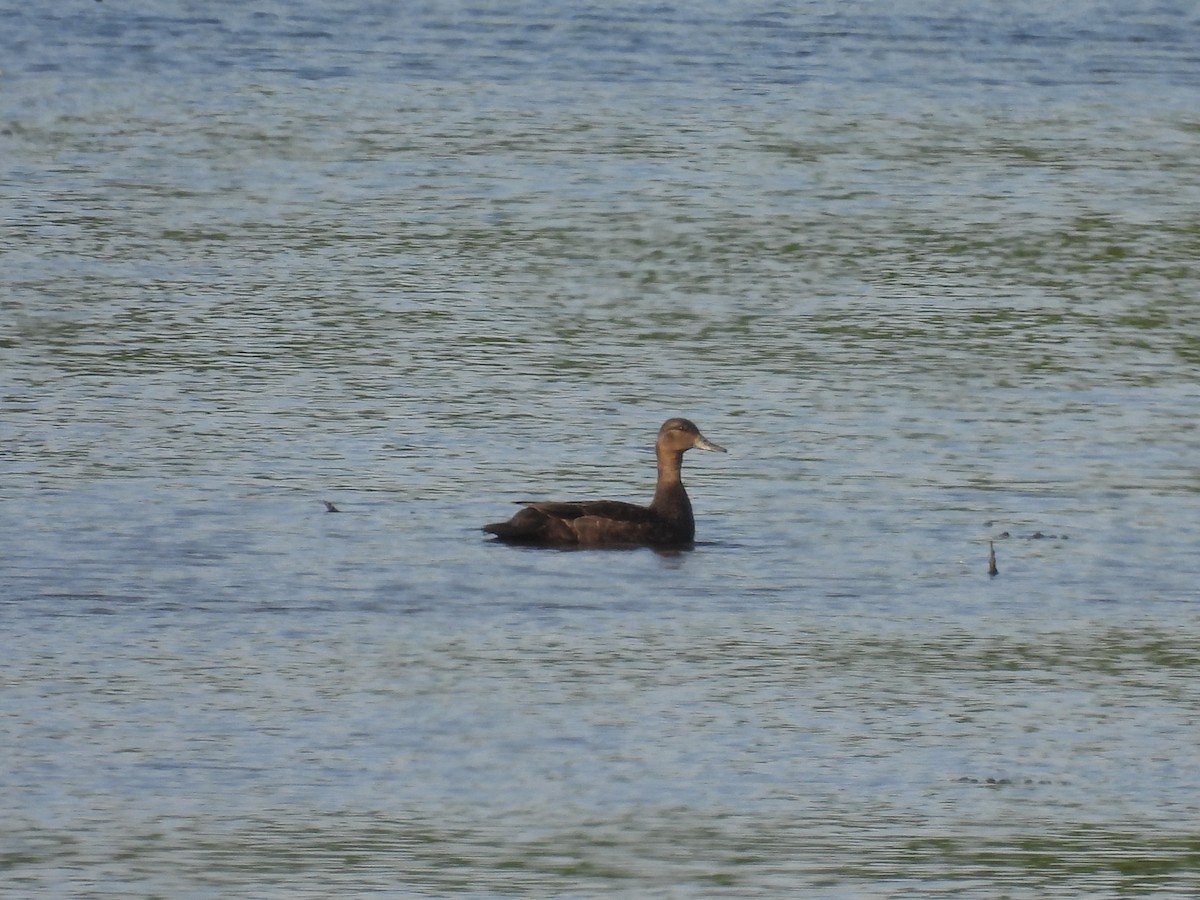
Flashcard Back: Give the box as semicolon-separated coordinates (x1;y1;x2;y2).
988;540;998;577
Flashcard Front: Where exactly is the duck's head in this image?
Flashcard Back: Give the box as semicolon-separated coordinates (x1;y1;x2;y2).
657;418;726;454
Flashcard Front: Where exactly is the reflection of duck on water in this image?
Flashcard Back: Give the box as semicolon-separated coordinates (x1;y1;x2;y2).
484;418;726;549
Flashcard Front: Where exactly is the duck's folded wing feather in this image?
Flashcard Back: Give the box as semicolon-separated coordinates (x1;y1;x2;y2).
525;500;658;523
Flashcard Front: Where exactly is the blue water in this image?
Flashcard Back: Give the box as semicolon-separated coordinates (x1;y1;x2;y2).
3;1;1200;896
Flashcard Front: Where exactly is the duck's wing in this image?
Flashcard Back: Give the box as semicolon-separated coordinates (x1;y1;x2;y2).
523;499;658;524
483;499;664;546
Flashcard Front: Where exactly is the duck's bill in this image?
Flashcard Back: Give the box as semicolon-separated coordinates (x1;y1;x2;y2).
694;436;727;453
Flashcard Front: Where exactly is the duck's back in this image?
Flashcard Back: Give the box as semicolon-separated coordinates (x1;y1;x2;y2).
483;499;692;547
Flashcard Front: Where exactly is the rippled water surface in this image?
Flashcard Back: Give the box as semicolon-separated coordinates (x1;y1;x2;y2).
4;1;1200;896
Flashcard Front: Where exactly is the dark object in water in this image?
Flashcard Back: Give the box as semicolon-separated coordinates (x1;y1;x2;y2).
953;775;1060;786
483;418;726;548
988;540;998;577
995;530;1069;540
323;500;340;513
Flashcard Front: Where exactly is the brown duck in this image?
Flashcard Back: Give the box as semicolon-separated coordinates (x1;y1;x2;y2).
483;418;726;548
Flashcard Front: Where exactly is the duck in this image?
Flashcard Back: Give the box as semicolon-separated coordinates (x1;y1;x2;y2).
483;417;726;548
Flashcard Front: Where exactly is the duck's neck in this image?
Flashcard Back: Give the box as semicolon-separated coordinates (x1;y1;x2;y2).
649;448;693;526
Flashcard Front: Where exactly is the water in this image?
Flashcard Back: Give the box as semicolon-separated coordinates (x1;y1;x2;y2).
3;1;1200;895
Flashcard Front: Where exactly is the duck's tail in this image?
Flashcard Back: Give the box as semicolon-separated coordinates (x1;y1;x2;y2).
482;506;547;542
